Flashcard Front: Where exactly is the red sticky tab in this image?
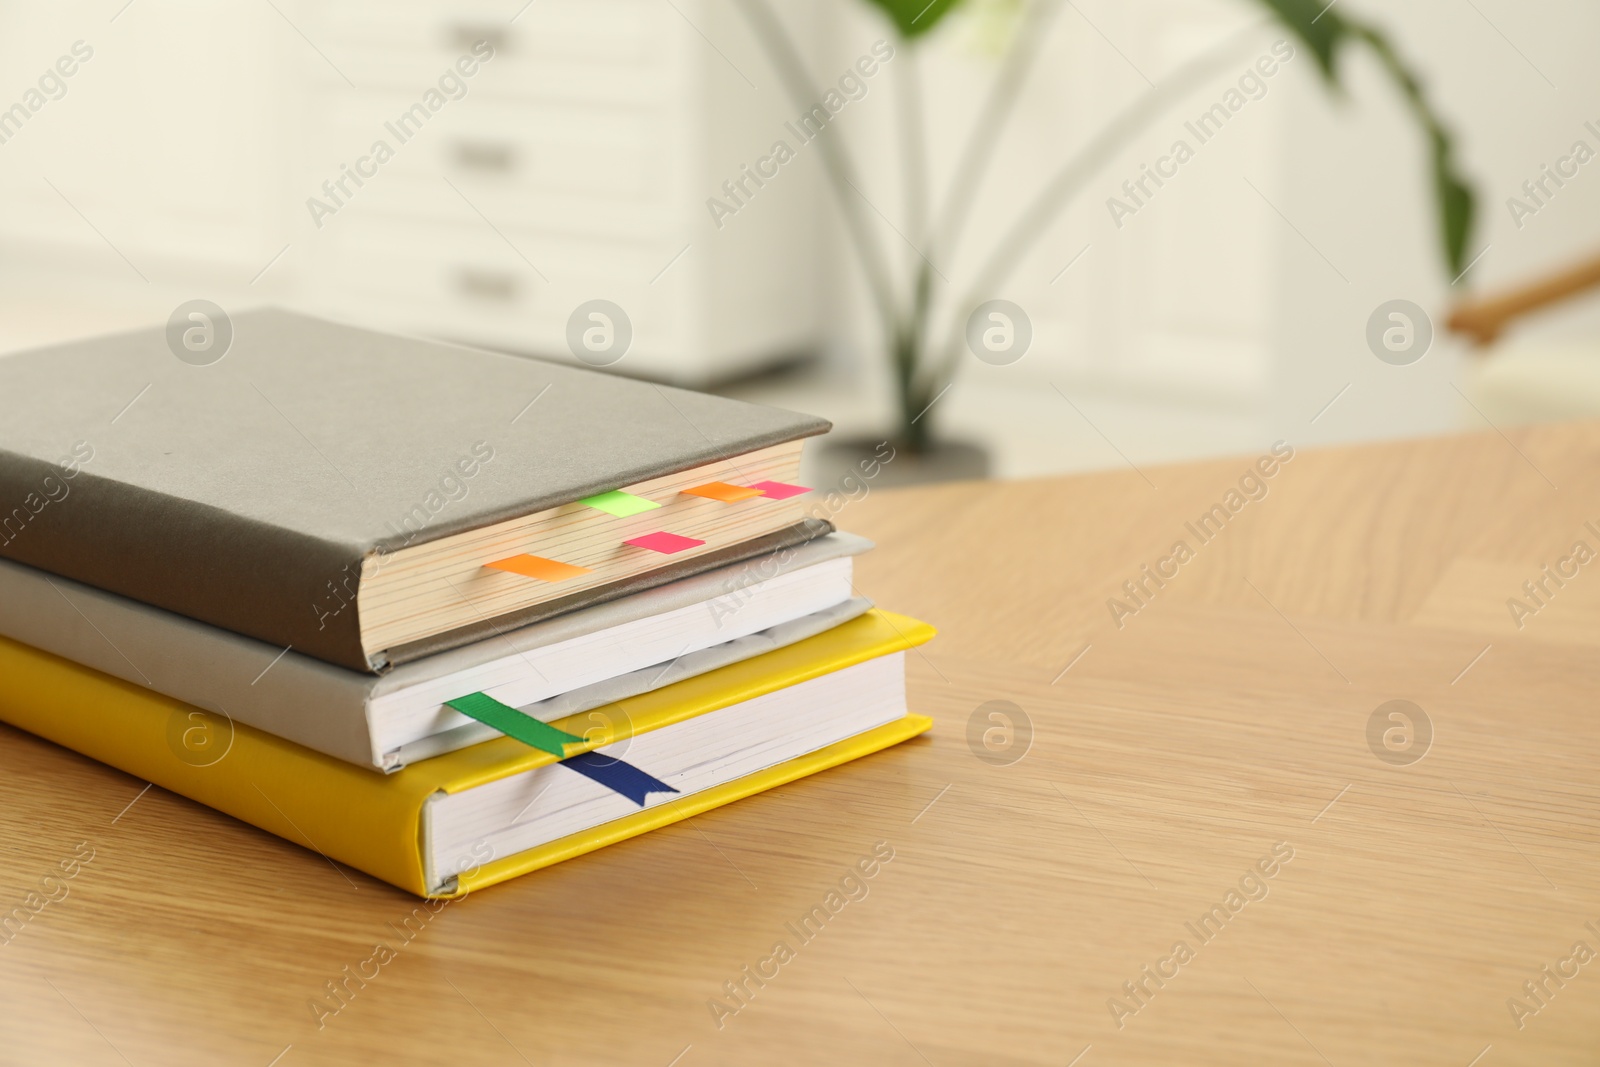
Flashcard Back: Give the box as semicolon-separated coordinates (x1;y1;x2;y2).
749;480;812;500
623;532;706;554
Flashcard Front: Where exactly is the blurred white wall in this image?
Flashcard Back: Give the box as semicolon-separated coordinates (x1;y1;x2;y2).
728;0;1600;475
1268;0;1600;448
1;0;1598;478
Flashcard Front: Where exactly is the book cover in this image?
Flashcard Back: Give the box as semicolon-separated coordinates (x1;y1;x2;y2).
0;610;934;897
0;532;874;769
0;308;831;671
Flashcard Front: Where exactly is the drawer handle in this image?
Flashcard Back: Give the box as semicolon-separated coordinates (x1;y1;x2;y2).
454;141;516;173
456;269;520;302
448;25;506;55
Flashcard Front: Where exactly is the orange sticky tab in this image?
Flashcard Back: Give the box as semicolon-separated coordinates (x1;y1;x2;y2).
681;481;763;503
485;555;593;583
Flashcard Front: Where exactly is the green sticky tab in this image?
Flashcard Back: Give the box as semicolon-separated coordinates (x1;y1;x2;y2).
446;693;584;758
579;490;661;517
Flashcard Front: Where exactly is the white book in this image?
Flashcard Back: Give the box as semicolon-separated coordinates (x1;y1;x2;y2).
0;533;873;771
423;652;906;889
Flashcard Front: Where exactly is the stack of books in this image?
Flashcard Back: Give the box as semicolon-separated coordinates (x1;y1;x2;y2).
0;309;932;897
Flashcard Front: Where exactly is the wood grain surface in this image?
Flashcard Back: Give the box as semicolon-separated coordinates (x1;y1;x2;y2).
4;423;1600;1065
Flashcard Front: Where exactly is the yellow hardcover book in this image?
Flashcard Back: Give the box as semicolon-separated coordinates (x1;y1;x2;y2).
0;610;934;897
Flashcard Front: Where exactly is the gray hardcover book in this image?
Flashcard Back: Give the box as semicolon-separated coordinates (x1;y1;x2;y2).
0;309;831;672
0;532;874;770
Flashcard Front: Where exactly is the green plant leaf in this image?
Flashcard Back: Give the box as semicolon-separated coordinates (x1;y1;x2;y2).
1432;138;1476;277
861;0;967;38
1249;0;1476;274
1252;0;1344;79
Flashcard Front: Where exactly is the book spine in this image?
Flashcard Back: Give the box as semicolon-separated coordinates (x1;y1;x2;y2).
0;552;381;766
0;634;432;894
0;450;374;672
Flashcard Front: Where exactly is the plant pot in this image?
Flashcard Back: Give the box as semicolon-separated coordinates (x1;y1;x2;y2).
811;435;991;489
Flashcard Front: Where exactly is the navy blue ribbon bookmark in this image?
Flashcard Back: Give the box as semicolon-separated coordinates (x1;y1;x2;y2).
559;751;680;805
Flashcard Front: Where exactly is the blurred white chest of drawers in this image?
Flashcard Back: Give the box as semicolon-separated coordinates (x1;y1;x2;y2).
0;0;821;384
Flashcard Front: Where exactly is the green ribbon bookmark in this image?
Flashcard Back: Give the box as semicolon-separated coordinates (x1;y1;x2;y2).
446;693;584;759
446;692;679;808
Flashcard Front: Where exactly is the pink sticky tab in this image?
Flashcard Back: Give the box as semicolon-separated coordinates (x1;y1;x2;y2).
749;480;812;500
623;531;706;554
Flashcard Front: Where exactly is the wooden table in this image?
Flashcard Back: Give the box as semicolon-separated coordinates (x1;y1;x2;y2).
4;423;1600;1065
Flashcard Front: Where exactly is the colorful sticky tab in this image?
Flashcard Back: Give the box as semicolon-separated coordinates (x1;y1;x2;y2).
749;480;812;500
579;490;661;517
624;531;705;554
681;481;763;503
561;751;680;805
486;555;593;583
446;693;584;759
